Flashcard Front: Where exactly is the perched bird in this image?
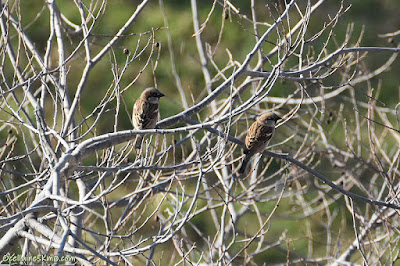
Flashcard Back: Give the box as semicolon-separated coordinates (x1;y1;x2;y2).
132;87;165;150
239;112;281;174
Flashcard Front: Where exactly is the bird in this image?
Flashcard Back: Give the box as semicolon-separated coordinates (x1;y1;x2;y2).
132;87;165;150
238;112;281;174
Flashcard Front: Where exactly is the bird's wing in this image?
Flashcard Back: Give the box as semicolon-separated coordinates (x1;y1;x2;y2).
245;122;274;151
133;99;159;129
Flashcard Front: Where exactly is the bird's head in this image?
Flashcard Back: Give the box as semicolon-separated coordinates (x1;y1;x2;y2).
141;87;165;103
257;112;281;125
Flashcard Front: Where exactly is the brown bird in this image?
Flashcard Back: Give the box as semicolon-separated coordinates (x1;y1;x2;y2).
132;87;165;150
239;112;281;174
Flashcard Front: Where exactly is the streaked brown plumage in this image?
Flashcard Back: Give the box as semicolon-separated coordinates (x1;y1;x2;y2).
239;112;281;174
132;87;165;150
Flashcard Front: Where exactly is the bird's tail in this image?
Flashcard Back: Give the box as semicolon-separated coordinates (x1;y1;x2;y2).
134;135;144;150
239;155;250;174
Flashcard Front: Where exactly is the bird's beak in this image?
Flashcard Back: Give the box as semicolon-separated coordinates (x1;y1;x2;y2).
158;91;165;97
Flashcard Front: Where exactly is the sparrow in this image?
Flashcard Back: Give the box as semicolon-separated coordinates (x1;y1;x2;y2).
239;112;281;174
132;87;165;150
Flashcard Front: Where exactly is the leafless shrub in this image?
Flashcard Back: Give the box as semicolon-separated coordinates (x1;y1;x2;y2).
0;0;399;265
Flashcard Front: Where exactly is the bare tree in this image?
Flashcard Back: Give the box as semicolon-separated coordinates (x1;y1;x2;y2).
0;0;399;265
